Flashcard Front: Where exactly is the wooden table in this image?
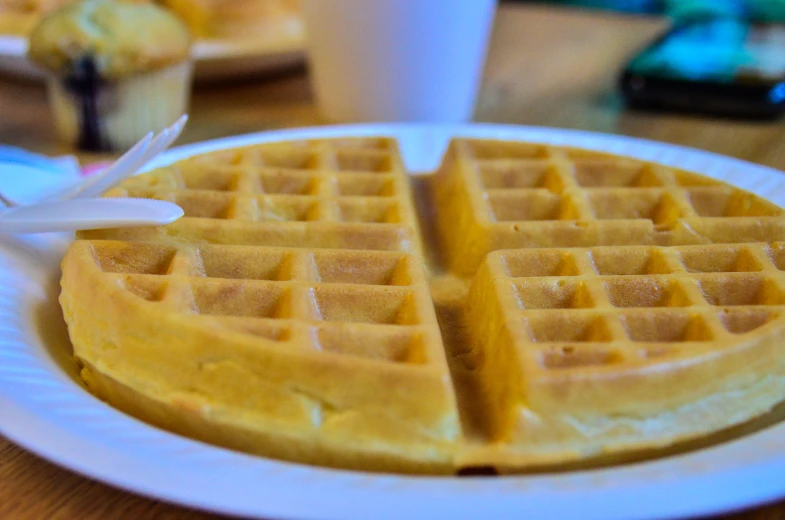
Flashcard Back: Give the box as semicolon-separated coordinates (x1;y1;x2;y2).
1;4;784;519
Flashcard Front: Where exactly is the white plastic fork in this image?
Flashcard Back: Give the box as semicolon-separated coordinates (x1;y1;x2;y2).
0;114;188;208
0;115;189;233
0;198;184;234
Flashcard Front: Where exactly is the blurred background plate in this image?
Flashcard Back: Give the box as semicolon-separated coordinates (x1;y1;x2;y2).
0;34;306;83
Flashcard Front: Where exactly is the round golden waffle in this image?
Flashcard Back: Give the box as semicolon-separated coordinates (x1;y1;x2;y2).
60;136;785;474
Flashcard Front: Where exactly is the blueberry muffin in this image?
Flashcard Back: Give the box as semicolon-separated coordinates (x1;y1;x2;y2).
28;0;191;151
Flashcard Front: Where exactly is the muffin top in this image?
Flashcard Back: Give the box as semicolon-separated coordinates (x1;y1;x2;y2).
28;0;191;79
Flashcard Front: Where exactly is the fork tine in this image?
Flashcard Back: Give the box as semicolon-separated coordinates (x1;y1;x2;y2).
78;114;187;199
169;114;188;141
129;114;185;169
76;138;156;199
143;130;174;163
67;135;153;200
134;115;188;171
37;114;187;204
45;131;154;202
149;115;186;153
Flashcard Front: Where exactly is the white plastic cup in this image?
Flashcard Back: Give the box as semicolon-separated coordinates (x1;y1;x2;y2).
301;0;497;123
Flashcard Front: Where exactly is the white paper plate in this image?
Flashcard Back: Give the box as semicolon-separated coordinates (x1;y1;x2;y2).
0;34;305;82
3;124;785;520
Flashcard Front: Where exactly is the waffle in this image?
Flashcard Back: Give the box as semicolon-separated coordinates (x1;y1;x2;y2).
458;243;785;469
84;138;423;255
435;139;785;275
62;242;459;473
60;136;785;474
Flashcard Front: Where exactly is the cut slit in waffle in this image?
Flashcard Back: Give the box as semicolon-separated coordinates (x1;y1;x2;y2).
61;136;785;474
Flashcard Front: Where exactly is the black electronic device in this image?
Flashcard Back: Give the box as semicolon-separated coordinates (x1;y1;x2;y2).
619;18;785;119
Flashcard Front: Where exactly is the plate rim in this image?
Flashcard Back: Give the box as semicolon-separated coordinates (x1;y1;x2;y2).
3;123;785;520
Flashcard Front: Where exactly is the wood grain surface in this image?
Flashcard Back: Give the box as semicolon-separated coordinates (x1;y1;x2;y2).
1;4;785;519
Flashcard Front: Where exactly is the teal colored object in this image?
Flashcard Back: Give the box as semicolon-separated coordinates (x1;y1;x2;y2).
525;0;785;20
526;0;662;14
748;0;785;20
626;18;755;82
663;0;747;19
